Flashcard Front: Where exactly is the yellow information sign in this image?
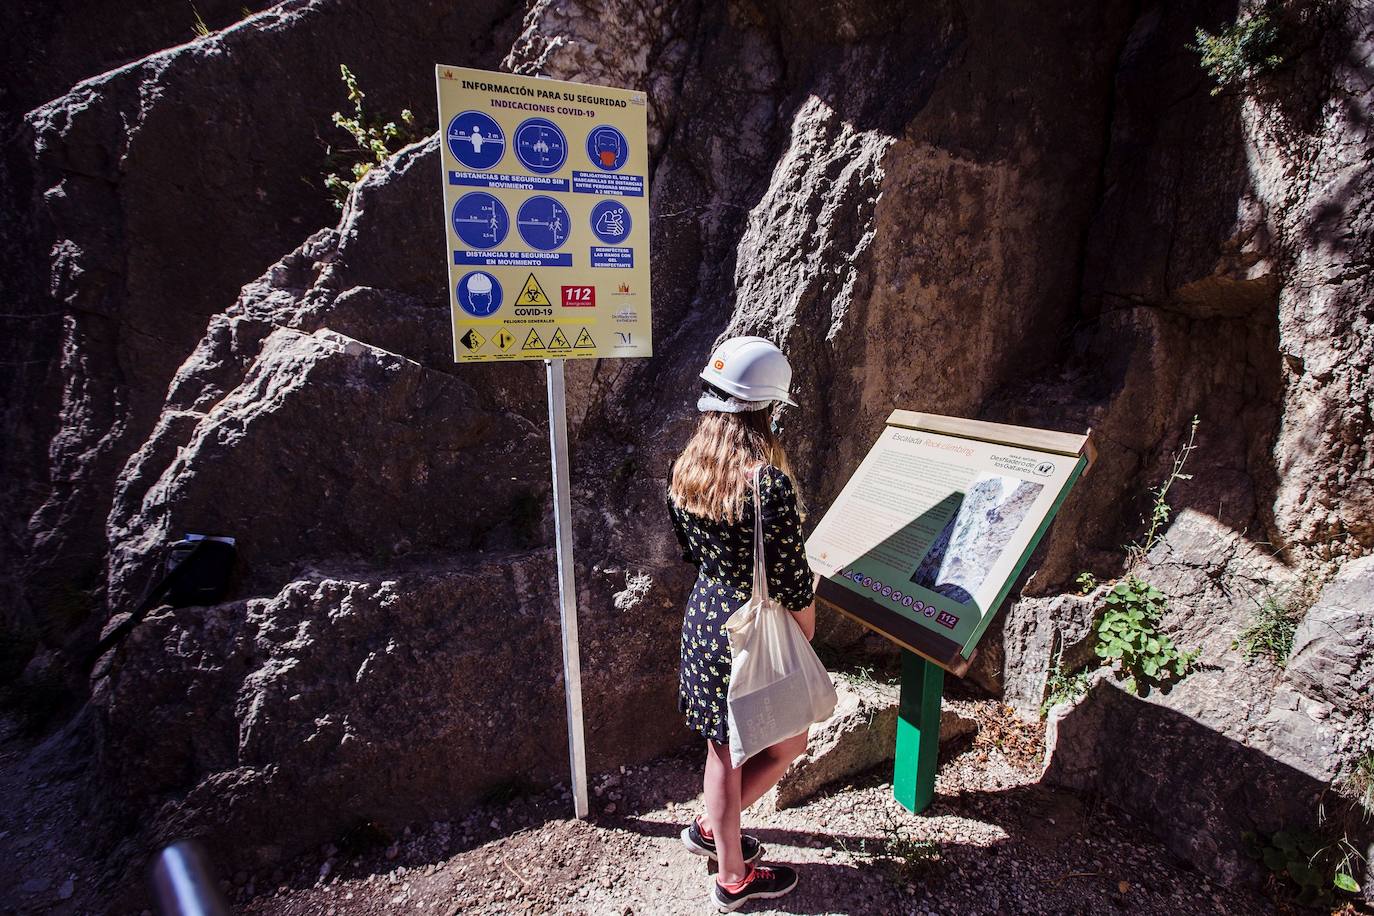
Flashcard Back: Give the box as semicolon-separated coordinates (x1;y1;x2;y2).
436;66;653;363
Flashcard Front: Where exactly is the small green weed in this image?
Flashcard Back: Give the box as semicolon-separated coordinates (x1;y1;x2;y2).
838;809;939;883
1041;653;1092;717
835;664;878;687
1094;577;1200;696
1074;571;1098;594
1346;752;1374;816
1127;416;1199;565
323;65;424;209
1243;828;1362;907
190;3;211;37
1192;6;1285;95
1233;589;1305;665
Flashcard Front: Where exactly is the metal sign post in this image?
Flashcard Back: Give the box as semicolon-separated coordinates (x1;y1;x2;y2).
893;650;944;813
545;358;589;818
437;65;651;821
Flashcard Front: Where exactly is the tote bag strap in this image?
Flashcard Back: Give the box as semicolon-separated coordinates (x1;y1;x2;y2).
751;464;770;605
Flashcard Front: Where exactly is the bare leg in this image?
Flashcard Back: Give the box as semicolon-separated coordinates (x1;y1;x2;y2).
703;739;747;884
700;731;808;844
739;730;808;810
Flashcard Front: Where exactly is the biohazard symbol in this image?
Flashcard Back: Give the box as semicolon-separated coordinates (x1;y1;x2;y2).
459;328;485;351
574;327;596;349
548;327;572;349
494;327;516;351
517;273;552;307
522;327;546;350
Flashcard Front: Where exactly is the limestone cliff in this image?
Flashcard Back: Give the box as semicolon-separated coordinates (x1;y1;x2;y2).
1;0;1370;899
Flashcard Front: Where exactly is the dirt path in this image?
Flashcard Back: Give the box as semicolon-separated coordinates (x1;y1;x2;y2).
0;697;1282;915
230;701;1275;916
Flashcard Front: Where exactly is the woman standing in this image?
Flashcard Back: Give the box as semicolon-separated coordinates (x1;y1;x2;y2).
667;336;816;911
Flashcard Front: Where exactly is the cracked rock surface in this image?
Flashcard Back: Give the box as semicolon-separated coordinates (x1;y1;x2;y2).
1;0;1372;908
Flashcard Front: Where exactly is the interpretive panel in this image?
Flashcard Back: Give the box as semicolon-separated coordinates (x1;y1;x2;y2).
806;411;1093;674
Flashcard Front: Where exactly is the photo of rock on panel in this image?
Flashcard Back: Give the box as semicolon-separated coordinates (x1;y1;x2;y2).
910;475;1044;605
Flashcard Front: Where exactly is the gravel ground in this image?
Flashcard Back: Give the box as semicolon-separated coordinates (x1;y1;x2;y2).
231;700;1283;916
0;697;1326;915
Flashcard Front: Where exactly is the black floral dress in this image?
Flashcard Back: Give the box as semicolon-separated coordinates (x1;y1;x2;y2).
668;464;815;744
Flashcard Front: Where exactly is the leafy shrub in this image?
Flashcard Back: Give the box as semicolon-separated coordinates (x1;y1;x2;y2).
323;65;424;209
1093;577;1200;695
1193;6;1286;95
1243;828;1362;907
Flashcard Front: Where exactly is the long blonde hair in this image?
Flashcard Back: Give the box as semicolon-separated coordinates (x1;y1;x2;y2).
669;408;804;523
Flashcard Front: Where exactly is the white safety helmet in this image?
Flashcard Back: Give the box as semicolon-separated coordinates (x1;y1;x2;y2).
698;336;798;413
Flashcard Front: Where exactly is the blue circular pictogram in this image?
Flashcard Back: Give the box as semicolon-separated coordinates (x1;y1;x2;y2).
446;111;505;171
516;195;571;251
456;271;503;317
451;192;508;249
514;118;568;174
589;199;632;245
585;124;628;171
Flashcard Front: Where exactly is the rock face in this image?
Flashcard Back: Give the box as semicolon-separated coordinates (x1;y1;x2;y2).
1286;556;1374;722
2;0;1372;901
1042;554;1374;895
7;0;526;680
772;677;977;810
93;555;565;887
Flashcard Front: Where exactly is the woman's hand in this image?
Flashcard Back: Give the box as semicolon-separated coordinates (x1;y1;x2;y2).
792;603;816;641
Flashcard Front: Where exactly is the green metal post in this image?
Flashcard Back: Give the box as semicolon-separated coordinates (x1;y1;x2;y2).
893;649;945;813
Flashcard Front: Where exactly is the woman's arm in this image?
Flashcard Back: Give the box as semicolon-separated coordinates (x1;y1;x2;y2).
666;467;695;564
791;601;816;641
759;466;817;615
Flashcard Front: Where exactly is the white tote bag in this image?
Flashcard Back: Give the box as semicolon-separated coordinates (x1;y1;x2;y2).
724;466;838;767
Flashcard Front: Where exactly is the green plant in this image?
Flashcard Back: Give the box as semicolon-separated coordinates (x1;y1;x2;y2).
1041;653;1091;717
1346;752;1374;816
1192;6;1286;96
1127;415;1199;565
190;3;211;37
1233;589;1305;665
835;663;878;686
1074;571;1098;594
1243;828;1362;907
839;809;939;883
1093;577;1200;695
323;65;423;209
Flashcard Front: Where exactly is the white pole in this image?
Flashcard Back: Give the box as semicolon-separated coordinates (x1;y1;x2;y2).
545;358;589;818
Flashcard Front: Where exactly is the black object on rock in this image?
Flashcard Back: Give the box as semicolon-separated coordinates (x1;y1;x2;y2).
89;536;237;666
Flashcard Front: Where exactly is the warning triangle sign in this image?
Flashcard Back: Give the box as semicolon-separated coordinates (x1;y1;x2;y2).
522;327;545;350
574;327;596;349
548;327;571;349
517;273;552;307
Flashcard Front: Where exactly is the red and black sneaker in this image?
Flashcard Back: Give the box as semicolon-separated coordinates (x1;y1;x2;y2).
680;815;764;864
711;864;799;912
